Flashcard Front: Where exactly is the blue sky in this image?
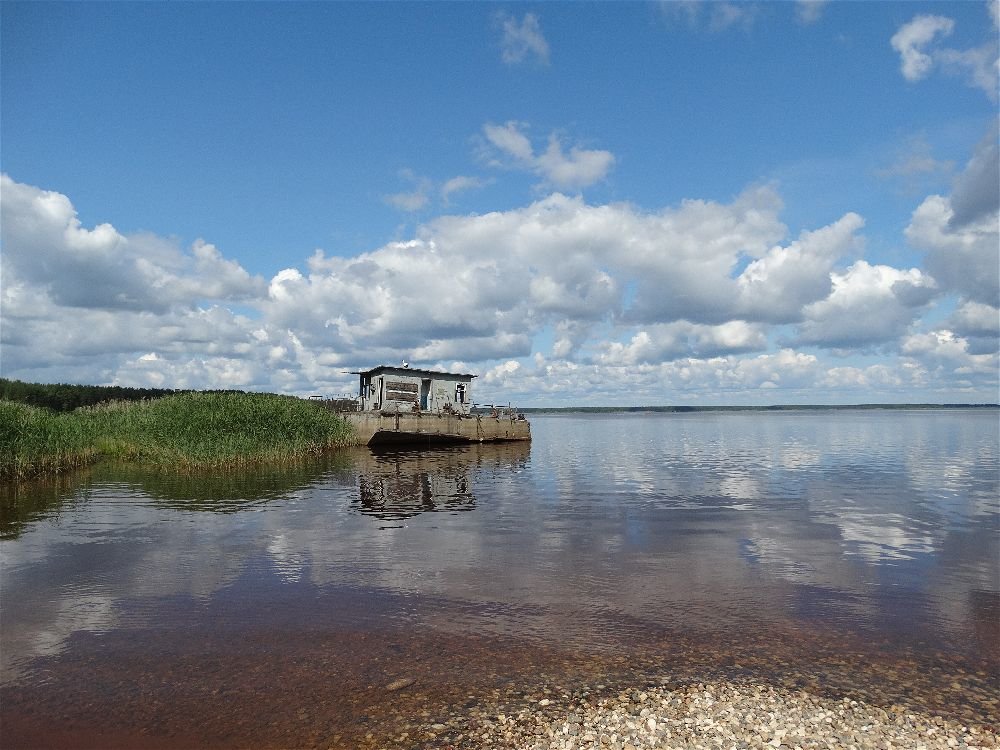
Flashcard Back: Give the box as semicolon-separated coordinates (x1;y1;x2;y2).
2;1;998;405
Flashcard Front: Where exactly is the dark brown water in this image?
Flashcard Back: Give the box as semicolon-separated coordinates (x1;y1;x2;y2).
2;410;998;748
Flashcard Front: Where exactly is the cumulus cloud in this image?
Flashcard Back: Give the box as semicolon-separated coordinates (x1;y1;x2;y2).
734;212;866;324
510;349;822;403
948;124;999;228
817;365;906;390
901;126;999;309
3;173;994;402
599;321;767;366
901;330;998;379
949;300;1000;338
946;300;1000;355
0;175;265;314
481;121;615;190
796;261;937;349
905;194;999;308
498;12;550;66
890;9;998;99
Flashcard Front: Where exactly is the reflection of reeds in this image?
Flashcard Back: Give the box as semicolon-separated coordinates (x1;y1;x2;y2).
0;393;358;481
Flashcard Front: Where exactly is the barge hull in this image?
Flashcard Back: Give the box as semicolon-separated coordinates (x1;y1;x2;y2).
342;412;530;447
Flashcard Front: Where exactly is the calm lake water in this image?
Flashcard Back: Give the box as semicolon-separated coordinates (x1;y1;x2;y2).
2;410;998;748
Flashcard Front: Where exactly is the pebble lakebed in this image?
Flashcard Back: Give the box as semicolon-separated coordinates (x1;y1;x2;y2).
400;679;998;750
3;614;996;749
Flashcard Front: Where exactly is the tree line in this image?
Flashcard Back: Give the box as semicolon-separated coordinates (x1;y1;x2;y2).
0;379;184;412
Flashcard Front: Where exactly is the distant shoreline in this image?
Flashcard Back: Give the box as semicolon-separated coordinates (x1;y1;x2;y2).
518;403;999;414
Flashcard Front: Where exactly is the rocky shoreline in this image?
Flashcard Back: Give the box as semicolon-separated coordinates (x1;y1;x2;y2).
406;679;998;750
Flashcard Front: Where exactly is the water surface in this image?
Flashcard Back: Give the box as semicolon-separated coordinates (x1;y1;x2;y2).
2;410;997;748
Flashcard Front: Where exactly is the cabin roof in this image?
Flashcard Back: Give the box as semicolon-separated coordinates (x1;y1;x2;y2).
352;365;476;380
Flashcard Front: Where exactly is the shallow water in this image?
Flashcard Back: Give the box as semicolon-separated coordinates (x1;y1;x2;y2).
2;409;998;748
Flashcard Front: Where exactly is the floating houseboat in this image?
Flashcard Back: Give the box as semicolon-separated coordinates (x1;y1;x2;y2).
337;364;530;446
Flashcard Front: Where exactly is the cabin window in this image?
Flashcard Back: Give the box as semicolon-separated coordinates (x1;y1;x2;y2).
456;383;466;404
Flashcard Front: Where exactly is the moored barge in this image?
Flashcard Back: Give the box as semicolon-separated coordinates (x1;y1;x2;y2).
336;364;530;446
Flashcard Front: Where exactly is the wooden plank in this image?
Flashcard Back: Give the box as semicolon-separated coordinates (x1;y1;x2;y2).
386;380;418;393
386;392;419;403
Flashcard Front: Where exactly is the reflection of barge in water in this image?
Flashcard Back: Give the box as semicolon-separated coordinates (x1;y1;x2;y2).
337;365;530;447
352;441;530;520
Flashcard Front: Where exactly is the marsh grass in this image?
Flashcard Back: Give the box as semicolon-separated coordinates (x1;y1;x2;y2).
0;393;357;481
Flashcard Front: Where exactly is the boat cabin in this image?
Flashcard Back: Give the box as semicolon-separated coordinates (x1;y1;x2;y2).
355;365;475;415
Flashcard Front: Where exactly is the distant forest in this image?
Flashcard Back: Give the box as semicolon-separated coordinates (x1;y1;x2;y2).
0;379;185;412
521;404;998;414
2;378;995;414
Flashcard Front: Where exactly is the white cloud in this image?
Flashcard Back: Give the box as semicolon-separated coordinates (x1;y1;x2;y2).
660;1;761;32
440;175;490;204
735;212;866;324
3;173;995;402
483;121;534;162
795;0;828;25
946;300;1000;355
796;261;937;349
535;136;617;191
948;124;999;228
709;2;758;32
891;15;955;81
598;321;767;366
817;364;905;390
386;171;492;211
481;121;615;190
901;330;998;378
0;175;265;314
890;10;998;99
936;44;1000;98
905;194;999;307
949;300;1000;338
479;349;826;405
481;359;522;386
498;12;550;66
385;190;430;212
901;126;999;309
384;169;432;212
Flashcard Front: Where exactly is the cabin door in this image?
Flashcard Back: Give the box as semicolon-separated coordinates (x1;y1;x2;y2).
420;379;431;410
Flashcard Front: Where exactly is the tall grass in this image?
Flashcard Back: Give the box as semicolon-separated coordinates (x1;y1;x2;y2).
0;393;358;481
0;401;98;479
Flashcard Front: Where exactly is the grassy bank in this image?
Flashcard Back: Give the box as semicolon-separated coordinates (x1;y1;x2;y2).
0;392;357;481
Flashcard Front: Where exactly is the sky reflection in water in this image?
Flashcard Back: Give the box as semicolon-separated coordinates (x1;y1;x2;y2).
2;410;998;683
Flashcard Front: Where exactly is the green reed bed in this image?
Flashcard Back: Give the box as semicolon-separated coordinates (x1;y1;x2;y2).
0;392;357;481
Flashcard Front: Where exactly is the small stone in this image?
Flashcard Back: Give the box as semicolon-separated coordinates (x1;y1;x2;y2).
384;677;415;692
